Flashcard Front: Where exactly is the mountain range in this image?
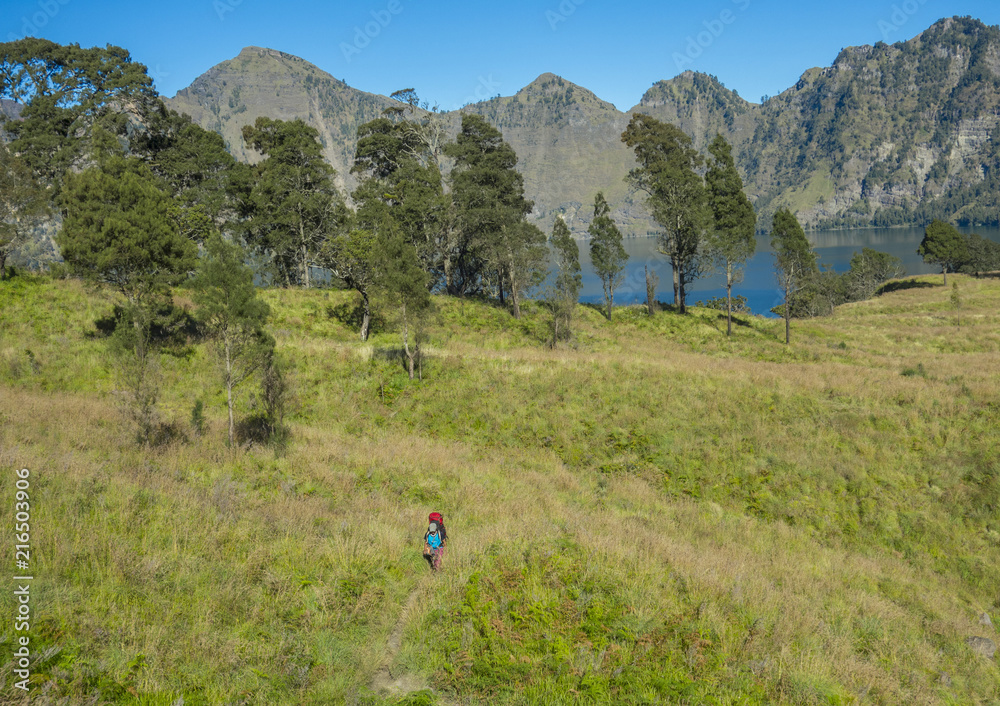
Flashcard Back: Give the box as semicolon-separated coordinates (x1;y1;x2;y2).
166;16;1000;235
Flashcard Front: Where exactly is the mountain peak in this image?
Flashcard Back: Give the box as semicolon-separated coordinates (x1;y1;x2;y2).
235;46;298;62
510;73;617;110
517;73;573;95
636;71;748;110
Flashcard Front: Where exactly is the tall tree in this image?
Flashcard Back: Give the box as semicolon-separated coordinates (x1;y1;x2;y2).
0;143;48;280
58;153;196;310
378;229;431;380
621;113;710;314
444;114;544;317
322;221;380;342
962;232;1000;277
917;219;968;286
241;117;345;288
351;110;448;286
770;209;817;344
192;234;274;446
548;216;581;345
704;134;756;335
588;192;627;321
142;107;239;230
0;39;158;187
59;152;196;441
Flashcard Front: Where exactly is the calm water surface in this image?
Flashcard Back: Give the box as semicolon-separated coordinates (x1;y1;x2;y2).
576;226;1000;317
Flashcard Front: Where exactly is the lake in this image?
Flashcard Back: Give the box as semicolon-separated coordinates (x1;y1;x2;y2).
575;225;1000;317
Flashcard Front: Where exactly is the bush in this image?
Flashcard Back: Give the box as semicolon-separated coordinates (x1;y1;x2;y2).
695;294;750;313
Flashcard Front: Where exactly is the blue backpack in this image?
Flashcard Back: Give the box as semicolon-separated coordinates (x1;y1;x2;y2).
426;528;442;550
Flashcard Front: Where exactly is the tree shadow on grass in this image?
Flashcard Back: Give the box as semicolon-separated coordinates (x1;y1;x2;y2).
877;279;938;295
326;299;386;337
89;301;201;355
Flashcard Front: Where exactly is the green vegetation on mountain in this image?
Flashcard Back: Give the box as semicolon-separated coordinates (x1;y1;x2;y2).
167;47;398;197
2;272;999;703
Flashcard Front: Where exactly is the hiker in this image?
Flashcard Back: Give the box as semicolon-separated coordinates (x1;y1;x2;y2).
423;512;448;571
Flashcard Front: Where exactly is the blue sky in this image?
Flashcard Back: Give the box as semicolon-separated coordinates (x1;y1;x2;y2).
4;0;1000;110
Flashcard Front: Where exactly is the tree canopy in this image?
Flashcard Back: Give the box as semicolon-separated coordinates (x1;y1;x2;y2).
58;154;196;308
444;114;543;317
0;39;157;186
241;117;345;287
918;219;968;285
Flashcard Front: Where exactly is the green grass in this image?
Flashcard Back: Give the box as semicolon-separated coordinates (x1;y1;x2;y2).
1;272;998;704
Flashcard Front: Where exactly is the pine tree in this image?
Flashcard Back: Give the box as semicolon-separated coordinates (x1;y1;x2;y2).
59;153;196;442
444;114;544;316
192;234;274;446
588;192;627;321
704;134;756;334
241;117;345;288
770;209;817;344
548;216;581;345
59;154;196;310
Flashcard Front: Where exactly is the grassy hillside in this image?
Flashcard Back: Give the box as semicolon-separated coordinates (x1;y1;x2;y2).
1;273;999;704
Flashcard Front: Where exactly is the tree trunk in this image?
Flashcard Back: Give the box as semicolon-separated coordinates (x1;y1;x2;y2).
298;207;310;288
645;265;657;316
401;304;414;380
672;265;680;309
360;290;371;341
225;337;235;446
942;265;947;287
444;257;453;293
678;275;687;315
510;279;521;320
784;283;791;345
607;288;613;322
726;272;733;337
498;272;506;307
0;252;6;280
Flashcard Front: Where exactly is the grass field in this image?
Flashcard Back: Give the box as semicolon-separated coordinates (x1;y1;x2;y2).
1;272;998;704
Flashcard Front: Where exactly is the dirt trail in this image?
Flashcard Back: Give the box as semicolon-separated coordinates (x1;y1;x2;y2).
370;581;459;704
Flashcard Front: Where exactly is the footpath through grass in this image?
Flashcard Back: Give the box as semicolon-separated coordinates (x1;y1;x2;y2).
0;273;998;704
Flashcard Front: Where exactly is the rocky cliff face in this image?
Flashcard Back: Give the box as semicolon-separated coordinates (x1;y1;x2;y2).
167;17;1000;232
